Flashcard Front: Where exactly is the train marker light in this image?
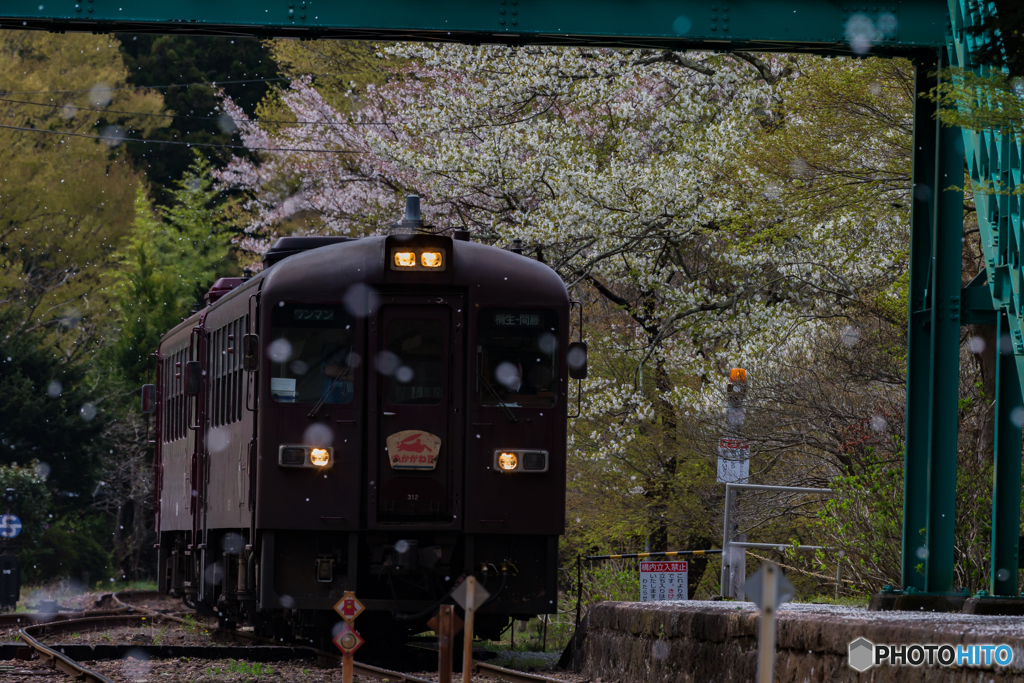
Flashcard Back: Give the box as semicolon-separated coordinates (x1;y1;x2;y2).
394;251;417;268
420;250;443;268
310;448;330;467
498;452;518;471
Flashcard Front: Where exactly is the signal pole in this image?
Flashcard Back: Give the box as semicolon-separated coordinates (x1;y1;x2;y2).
720;369;748;599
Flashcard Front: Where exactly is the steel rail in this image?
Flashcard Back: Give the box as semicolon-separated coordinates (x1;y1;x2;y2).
17;614;149;683
474;661;568;683
112;592;434;683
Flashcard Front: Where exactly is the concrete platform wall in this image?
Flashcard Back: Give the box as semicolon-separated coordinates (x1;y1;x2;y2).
582;601;1024;682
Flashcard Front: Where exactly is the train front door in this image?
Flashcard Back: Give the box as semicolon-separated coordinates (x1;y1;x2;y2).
369;295;464;527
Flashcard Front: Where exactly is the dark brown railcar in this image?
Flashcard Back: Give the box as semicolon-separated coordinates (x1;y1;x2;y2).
149;212;576;642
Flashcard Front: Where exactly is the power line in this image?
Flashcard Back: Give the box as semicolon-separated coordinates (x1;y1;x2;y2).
0;75;320;96
0;96;381;128
0;123;361;154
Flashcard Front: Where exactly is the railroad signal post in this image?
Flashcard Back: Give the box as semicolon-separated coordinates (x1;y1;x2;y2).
427;604;463;683
452;576;490;683
332;592;365;683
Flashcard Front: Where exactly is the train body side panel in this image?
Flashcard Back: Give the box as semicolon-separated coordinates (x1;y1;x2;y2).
203;290;255;531
157;327;198;533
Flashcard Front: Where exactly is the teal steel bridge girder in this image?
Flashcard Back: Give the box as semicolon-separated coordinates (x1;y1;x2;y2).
0;0;1018;598
0;1;949;53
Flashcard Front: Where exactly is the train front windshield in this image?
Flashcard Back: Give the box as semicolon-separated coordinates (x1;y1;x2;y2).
269;304;357;404
477;309;559;408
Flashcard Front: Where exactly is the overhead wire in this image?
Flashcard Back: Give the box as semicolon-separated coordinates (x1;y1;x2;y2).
0;96;385;127
0;75;324;96
0;123;361;154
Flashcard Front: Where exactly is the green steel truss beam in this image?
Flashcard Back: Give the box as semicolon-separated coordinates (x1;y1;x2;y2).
949;0;1024;597
0;1;948;53
902;49;964;593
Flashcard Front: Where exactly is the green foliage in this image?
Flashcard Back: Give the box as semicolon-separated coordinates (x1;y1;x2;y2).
0;313;104;499
0;32;165;351
0;463;51;547
932;69;1024;143
117;35;279;200
104;153;237;384
25;515;112;585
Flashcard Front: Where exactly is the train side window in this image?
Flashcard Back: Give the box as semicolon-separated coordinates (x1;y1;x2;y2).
269;304;357;405
384;319;445;406
476;310;559;408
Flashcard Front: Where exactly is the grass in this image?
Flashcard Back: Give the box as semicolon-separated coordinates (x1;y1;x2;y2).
799;595;871;608
205;661;275;677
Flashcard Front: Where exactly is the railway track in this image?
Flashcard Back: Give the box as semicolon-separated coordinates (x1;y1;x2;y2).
9;591;567;683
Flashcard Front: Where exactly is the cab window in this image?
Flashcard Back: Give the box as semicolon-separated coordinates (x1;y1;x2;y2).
476;310;558;408
269;304;357;405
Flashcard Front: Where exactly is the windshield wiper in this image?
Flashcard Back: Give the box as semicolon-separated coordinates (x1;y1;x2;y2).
481;377;517;423
308;372;346;419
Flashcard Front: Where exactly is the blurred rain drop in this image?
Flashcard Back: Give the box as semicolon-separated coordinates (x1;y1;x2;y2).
100;125;126;147
47;381;62;398
916;546;929;560
395;540;410;554
495;361;520;389
876;12;897;36
374;351;400;376
268;338;293;363
870;416;887;433
789;158;810;177
221;532;245;554
538;332;557;355
280;594;295;608
844;14;878;55
60;103;76;120
343;283;381;318
303;422;333;446
395;366;414;383
968;336;986;354
672;15;691;34
217;112;238;134
652;640;670;659
35;462;50;480
207;427;230;453
79;403;96;422
840;326;860;347
997;568;1011;582
88;82;113;108
1011;406;1024;429
289;359;309;375
347;351;362;368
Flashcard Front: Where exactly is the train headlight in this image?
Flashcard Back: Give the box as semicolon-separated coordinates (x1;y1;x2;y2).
310;448;331;467
394;251;417;268
494;449;548;473
420;251;443;268
279;444;334;468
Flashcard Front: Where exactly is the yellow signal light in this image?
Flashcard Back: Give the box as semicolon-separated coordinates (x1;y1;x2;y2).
394;251;417;268
420;251;443;268
497;452;518;471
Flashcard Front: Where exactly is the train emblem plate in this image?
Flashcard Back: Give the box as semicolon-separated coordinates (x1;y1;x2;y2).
386;430;442;470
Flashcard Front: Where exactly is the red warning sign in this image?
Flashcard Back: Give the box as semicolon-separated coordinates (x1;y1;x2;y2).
333;591;365;622
332;622;364;655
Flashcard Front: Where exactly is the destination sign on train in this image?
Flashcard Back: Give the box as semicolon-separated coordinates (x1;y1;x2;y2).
493;312;542;327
